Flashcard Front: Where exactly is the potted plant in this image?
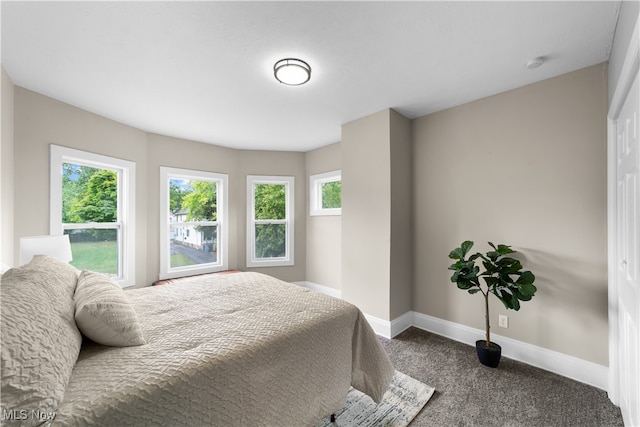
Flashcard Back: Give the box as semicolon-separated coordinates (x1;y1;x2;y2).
448;241;537;367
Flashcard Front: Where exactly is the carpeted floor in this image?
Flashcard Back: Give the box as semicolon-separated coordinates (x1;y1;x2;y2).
381;327;624;427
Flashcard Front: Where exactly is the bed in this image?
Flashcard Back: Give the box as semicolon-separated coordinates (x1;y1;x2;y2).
1;256;394;426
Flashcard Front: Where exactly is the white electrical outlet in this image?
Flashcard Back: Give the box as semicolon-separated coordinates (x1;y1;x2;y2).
498;315;509;328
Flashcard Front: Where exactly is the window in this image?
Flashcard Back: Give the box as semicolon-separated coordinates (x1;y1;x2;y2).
160;167;228;279
310;170;341;216
247;175;294;267
50;145;136;287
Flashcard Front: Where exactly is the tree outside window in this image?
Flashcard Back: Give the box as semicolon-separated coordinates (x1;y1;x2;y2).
62;162;119;275
169;178;218;268
160;167;228;280
247;176;294;267
254;183;287;258
51;144;136;287
310;170;341;216
321;181;341;209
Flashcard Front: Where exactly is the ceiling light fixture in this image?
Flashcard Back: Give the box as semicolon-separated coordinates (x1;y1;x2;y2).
274;58;311;86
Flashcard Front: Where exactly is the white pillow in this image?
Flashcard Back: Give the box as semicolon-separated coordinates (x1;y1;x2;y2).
1;255;82;421
74;270;145;347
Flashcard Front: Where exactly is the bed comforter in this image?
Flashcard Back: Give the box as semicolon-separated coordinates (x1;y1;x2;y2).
54;272;394;426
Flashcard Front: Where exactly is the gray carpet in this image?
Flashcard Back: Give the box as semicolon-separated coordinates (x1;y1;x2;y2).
381;327;624;427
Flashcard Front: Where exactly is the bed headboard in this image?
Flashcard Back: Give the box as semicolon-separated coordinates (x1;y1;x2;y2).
19;234;73;265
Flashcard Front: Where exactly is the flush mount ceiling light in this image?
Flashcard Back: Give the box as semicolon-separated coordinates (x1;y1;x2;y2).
274;58;311;86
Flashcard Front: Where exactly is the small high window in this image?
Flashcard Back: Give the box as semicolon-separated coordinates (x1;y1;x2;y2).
310;170;341;216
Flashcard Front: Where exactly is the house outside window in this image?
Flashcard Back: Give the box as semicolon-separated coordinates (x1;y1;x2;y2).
160;167;228;279
50;145;136;287
247;175;294;267
310;170;341;216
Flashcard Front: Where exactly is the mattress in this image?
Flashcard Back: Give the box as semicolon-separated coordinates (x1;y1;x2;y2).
54;272;394;426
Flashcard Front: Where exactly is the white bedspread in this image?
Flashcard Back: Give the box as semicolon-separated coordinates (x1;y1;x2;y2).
55;272;393;426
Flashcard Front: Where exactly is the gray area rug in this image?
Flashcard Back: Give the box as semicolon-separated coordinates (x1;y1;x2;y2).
317;371;434;427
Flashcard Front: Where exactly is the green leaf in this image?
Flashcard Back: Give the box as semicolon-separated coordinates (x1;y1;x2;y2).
457;280;474;290
448;248;462;260
500;275;516;286
449;241;475;260
448;260;464;270
516;271;535;285
461;241;474;257
494;291;521;311
497;257;515;266
495;244;515;256
518;283;537;298
482;260;497;273
468;288;481;294
471;265;480;276
495;293;514;310
483;276;499;288
503;260;523;274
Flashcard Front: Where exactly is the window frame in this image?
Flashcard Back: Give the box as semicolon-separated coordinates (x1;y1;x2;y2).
159;167;228;280
246;175;294;267
310;170;342;216
50;144;136;287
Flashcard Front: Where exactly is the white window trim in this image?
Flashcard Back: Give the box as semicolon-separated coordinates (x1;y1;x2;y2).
310;170;341;216
246;175;294;267
160;167;228;280
50;144;136;287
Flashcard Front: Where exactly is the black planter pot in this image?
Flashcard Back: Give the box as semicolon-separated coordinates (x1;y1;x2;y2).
475;340;502;368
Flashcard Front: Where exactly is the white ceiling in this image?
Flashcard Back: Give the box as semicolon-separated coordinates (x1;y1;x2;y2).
1;1;621;152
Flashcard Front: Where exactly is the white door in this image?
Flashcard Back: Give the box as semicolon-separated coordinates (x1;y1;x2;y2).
615;68;640;427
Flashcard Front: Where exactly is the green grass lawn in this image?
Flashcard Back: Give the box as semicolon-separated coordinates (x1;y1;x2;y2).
70;241;117;274
70;241;197;273
171;253;195;268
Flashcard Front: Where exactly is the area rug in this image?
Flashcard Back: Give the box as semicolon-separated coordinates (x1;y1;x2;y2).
316;370;435;427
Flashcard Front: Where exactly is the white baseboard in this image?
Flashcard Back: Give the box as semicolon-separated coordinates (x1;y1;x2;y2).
390;311;413;337
292;281;342;299
357;313;413;341
412;311;608;391
291;281;608;391
363;314;392;338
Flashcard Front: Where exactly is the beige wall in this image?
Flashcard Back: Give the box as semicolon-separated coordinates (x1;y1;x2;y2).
341;109;412;321
412;63;609;365
389;110;412;318
305;142;342;289
1;67;15;268
342;110;392;319
11;88;306;286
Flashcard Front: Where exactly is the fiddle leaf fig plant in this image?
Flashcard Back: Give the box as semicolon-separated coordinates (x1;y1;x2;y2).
448;241;537;348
